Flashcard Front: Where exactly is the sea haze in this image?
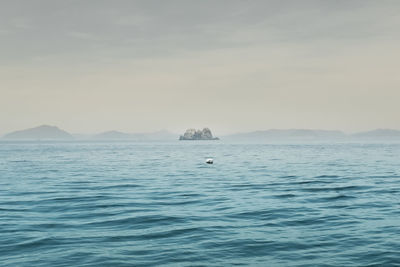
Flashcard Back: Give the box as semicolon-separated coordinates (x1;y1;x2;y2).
1;141;399;266
3;125;400;142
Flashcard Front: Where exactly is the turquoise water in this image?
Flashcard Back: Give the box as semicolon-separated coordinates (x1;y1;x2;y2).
1;142;399;266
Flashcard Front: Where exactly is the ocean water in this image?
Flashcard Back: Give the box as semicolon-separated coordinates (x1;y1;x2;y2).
1;141;399;266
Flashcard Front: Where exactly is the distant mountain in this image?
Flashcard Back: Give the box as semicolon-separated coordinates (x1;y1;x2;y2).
92;130;177;141
3;125;73;140
223;129;346;142
351;129;400;140
93;131;132;140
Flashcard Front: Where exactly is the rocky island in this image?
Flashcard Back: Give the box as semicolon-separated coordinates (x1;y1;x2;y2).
179;128;219;140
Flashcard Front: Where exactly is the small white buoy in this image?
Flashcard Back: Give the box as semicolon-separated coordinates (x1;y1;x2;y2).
206;158;213;164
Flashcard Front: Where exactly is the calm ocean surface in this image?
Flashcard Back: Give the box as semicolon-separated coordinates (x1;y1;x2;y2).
1;141;399;266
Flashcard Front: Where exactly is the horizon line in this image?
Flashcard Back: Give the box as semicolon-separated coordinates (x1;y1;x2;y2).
2;124;400;137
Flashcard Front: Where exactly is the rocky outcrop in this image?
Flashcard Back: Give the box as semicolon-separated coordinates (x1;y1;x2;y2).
179;128;219;140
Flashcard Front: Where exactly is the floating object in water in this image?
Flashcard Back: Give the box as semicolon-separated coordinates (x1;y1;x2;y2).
206;158;213;164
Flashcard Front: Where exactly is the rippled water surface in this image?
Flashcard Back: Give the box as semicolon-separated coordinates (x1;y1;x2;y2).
1;142;400;266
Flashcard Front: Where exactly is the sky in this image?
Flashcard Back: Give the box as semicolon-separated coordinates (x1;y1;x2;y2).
1;0;400;135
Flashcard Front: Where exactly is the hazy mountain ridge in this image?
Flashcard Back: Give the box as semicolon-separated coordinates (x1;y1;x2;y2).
3;125;73;140
223;129;347;141
223;129;400;142
351;129;400;139
2;126;400;141
2;126;176;141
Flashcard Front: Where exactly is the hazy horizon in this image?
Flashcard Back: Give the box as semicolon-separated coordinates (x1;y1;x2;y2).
1;1;400;135
2;123;400;137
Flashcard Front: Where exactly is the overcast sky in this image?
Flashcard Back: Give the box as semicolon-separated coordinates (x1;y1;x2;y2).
1;0;400;135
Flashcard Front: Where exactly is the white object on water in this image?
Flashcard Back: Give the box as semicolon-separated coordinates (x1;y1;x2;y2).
206;158;213;164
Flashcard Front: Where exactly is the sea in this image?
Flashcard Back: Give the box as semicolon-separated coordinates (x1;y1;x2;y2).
0;141;399;266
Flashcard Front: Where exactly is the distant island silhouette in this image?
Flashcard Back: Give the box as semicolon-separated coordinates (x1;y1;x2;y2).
3;125;73;140
179;128;219;140
224;129;400;142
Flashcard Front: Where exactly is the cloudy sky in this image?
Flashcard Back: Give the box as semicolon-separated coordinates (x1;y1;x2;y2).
1;0;399;135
